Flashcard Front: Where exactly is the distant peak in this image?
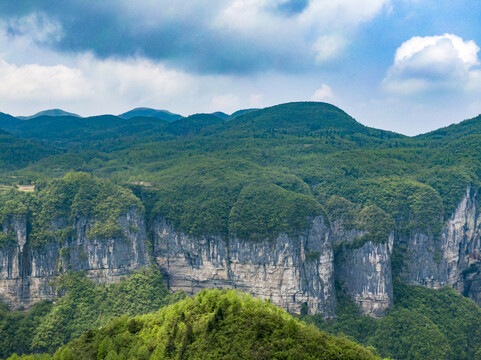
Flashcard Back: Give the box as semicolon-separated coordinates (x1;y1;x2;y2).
119;108;183;121
210;111;229;120
229;108;259;119
18;109;81;120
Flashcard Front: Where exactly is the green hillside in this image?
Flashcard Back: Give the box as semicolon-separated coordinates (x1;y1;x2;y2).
0;130;55;171
17;109;81;120
0;172;142;248
303;279;481;360
0;101;479;242
0;269;183;358
4;269;481;359
4;289;379;360
118;108;182;121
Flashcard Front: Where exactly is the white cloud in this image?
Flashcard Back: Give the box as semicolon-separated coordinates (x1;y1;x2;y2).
0;54;198;116
214;0;392;65
0;60;90;101
300;0;391;28
383;34;481;94
0;1;394;73
210;93;241;113
313;34;347;63
311;84;335;102
79;55;195;104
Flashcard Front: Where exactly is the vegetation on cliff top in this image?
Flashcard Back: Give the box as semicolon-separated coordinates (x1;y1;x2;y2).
1;101;477;243
0;172;142;247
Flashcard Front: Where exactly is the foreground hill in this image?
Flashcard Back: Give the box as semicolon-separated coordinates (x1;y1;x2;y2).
5;289;379;360
0;269;182;358
3;266;481;359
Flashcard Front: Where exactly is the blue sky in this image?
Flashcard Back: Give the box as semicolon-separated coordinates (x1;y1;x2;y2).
0;0;480;135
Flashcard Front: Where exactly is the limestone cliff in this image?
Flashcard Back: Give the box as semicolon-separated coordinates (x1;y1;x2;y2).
0;208;149;307
398;185;481;305
5;185;481;318
335;236;394;317
153;216;336;316
328;205;395;317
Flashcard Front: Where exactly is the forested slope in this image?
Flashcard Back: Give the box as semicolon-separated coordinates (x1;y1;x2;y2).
3;288;379;360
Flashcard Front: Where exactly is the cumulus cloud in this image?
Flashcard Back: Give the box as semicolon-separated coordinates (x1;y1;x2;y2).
210;94;242;112
311;84;335;102
0;60;90;101
79;56;195;104
383;34;481;94
0;0;392;74
0;54;198;115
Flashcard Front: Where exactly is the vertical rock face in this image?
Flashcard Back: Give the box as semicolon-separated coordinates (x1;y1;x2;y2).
0;208;149;308
330;218;394;317
441;186;481;303
397;230;449;289
153;216;336;316
335;235;394;317
397;188;477;289
397;185;481;307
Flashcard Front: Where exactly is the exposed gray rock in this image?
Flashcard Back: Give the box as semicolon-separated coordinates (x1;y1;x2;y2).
396;230;449;289
335;234;394;317
0;208;149;308
153;216;336;316
397;185;481;306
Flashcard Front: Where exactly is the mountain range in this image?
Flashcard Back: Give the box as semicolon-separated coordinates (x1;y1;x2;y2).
1;101;481;359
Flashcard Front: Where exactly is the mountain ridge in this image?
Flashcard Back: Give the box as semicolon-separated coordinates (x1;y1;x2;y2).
2;102;481;139
118;107;183;121
17;109;81;120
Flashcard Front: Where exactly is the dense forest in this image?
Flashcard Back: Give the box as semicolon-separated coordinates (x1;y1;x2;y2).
1;102;478;240
303;279;481;360
2;102;481;358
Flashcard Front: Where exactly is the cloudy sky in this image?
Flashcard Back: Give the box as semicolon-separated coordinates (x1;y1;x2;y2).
0;0;480;135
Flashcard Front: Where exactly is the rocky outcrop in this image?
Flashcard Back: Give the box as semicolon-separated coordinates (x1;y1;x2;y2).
335;235;394;317
0;208;149;308
397;185;481;306
153;216;336;316
330;218;394;317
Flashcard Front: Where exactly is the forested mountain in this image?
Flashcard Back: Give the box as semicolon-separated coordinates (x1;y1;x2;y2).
2;101;481;359
17;109;81;120
118;108;183;121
